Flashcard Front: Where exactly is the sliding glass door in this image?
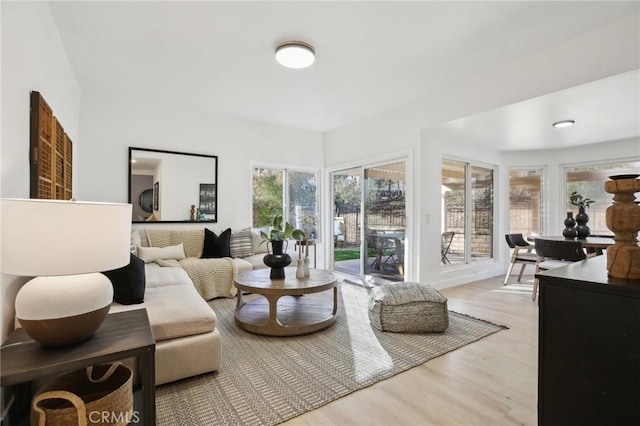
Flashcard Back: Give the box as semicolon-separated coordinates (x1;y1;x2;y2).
332;161;406;281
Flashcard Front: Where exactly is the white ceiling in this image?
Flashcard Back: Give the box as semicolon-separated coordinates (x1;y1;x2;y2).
48;1;640;150
439;70;640;151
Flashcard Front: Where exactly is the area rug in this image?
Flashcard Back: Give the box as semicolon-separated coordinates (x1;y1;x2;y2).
155;281;507;425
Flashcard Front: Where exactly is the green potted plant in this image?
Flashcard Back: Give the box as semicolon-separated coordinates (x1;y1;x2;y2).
260;215;305;279
569;191;595;210
259;215;306;245
569;191;594;238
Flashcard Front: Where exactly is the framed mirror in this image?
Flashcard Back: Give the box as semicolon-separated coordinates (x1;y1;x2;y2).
128;147;218;223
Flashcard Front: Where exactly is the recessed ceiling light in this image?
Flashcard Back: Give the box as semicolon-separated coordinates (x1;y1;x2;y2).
553;120;575;128
275;41;315;69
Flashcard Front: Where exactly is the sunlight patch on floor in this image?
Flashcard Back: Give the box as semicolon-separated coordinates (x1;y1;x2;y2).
493;282;534;295
341;280;394;382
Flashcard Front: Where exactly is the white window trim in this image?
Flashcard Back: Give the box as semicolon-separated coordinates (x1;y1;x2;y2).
442;157;498;266
251;162;321;238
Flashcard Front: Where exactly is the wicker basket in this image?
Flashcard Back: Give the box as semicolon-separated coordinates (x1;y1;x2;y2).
31;362;133;426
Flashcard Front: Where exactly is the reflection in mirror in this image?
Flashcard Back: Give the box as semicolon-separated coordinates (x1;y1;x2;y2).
128;147;218;223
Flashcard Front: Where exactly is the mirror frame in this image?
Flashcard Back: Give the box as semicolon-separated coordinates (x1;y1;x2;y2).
128;147;219;223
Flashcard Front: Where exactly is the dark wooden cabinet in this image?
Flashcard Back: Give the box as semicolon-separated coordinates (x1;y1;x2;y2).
537;255;640;425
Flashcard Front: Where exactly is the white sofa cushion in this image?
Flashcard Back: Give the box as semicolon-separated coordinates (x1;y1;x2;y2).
144;264;192;289
111;284;216;341
251;228;269;254
154;330;221;385
233;258;254;274
137;243;186;263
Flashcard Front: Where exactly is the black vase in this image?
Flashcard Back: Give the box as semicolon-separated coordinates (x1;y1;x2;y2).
575;206;591;239
563;212;578;239
263;240;291;279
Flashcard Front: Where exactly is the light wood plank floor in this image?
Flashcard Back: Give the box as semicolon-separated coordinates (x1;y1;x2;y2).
283;273;539;426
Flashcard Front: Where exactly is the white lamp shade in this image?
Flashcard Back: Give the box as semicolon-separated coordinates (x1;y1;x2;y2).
1;199;132;276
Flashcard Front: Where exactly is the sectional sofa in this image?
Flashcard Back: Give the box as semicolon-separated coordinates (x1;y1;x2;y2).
110;227;298;385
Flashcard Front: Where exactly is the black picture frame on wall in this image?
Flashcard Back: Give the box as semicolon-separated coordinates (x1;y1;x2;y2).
153;181;159;211
128;147;218;223
199;184;216;218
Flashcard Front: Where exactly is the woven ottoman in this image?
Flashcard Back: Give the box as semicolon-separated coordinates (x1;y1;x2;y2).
368;282;449;333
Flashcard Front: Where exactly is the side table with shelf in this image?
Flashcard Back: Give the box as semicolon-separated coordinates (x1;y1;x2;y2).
1;309;156;425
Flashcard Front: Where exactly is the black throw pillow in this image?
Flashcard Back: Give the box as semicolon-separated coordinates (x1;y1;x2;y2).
103;253;146;305
202;228;232;258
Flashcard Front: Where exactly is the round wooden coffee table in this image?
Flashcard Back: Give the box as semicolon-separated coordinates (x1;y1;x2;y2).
234;268;338;336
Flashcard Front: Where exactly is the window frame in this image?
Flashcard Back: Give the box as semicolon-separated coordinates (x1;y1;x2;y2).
441;157;497;266
561;157;640;236
507;166;547;237
251;163;320;241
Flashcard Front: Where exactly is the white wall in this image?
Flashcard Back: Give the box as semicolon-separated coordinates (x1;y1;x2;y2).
419;130;504;288
323;14;639;288
77;96;323;231
0;1;81;341
326;123;638;290
501;137;640;236
0;2;323;346
1;2;81;199
1;0;637;342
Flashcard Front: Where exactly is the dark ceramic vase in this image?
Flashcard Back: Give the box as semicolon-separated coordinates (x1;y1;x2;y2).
263;240;291;279
563;212;578;239
575;206;591;239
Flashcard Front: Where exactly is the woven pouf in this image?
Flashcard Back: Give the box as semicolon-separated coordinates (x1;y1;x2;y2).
368;282;449;333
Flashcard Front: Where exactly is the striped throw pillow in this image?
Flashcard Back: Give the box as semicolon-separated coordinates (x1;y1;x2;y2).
230;228;254;258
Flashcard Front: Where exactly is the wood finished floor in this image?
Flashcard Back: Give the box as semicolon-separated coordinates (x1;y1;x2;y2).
283;273;539;426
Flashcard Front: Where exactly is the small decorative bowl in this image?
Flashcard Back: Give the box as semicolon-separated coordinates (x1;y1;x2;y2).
608;174;640;180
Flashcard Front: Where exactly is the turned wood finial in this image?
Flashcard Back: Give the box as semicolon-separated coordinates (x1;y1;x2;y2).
605;177;640;279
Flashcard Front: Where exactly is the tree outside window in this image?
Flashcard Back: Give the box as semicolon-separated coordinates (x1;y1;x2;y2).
252;167;318;239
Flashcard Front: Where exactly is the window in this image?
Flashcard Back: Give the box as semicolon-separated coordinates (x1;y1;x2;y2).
564;160;640;236
509;168;543;237
441;159;495;265
252;167;318;239
471;165;494;260
288;170;319;239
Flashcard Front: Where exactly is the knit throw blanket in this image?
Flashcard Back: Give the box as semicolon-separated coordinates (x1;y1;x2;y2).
155;258;237;300
179;257;237;300
146;229;237;299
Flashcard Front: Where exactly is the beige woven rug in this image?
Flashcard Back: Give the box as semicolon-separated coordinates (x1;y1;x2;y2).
155;281;507;425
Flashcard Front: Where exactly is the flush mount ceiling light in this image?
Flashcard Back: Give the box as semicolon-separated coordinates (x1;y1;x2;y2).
553;120;575;128
275;41;315;69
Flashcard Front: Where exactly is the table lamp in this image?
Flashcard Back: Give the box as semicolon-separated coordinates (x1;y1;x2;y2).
1;198;132;346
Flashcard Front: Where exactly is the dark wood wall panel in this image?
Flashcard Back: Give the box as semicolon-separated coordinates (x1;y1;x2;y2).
30;91;72;200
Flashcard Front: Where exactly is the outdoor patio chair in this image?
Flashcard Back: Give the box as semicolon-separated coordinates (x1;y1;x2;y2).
441;232;455;264
532;239;587;301
367;235;384;270
503;233;537;285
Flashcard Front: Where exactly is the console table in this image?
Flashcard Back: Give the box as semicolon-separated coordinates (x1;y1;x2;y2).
1;309;156;425
536;255;639;425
